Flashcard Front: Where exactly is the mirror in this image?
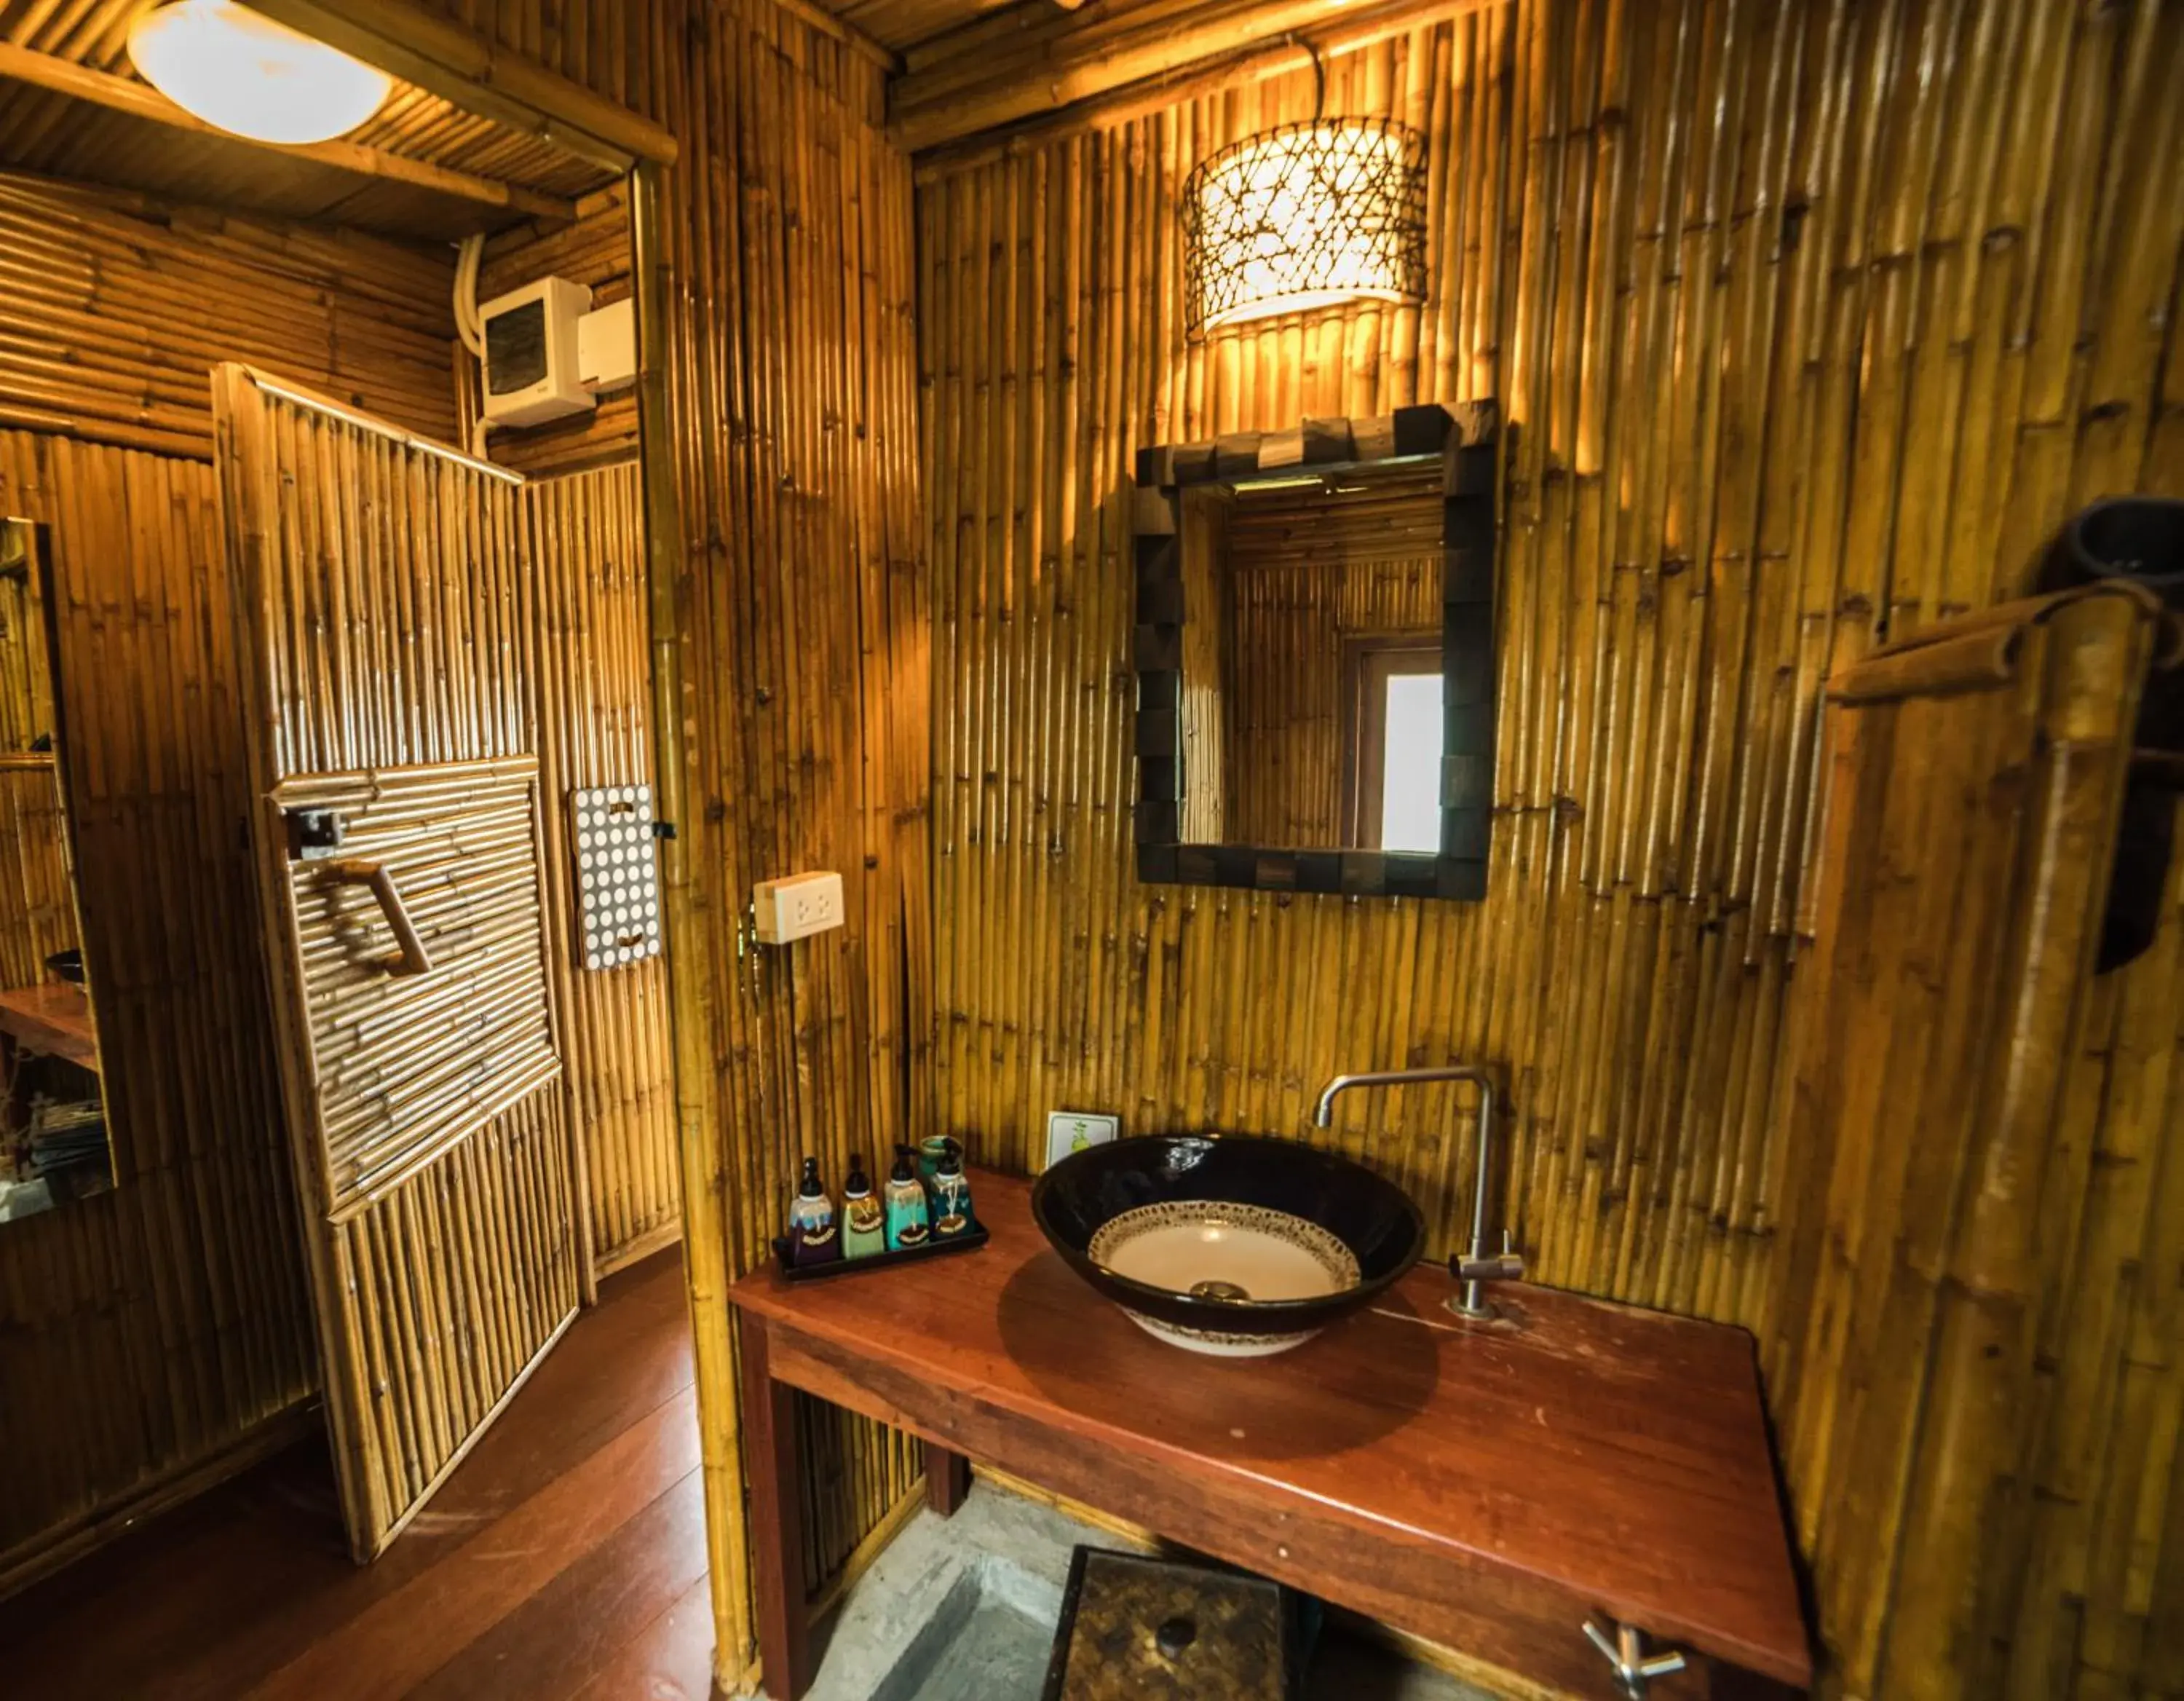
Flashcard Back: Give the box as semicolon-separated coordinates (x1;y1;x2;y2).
0;519;112;1223
1132;403;1500;899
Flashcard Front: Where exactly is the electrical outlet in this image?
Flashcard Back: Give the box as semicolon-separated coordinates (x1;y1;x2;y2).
753;871;844;944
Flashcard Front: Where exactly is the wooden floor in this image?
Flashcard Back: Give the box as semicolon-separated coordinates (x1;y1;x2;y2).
0;1247;715;1701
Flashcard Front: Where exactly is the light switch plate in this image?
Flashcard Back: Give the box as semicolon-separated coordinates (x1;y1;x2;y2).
753;870;844;944
1045;1110;1120;1169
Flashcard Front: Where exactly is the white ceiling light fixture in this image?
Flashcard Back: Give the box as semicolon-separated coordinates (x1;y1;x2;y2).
127;1;393;146
1182;117;1428;339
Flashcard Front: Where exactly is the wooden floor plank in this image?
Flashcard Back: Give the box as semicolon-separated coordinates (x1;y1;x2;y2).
569;1573;718;1701
243;1389;703;1700
0;1249;713;1701
405;1467;707;1701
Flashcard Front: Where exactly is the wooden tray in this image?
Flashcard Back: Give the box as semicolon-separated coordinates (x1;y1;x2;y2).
769;1221;989;1280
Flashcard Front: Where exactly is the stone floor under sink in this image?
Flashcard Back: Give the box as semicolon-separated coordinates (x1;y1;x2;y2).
802;1478;1489;1701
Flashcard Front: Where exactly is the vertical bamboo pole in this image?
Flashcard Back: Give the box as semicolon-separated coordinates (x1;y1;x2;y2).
630;157;751;1689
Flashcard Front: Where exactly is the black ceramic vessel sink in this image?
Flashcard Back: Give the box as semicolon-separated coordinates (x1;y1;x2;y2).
1030;1134;1426;1356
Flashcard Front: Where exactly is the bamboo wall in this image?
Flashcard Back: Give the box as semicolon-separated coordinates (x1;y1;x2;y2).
0;169;457;458
0;427;314;1593
526;462;681;1271
917;1;2184;1696
414;1;929;1677
0;170;464;1592
1768;588;2179;1701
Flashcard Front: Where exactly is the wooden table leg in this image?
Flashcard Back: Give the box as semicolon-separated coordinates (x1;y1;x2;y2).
739;1316;811;1701
922;1441;970;1517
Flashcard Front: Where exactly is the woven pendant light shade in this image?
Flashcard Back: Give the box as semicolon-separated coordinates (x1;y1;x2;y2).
1182;119;1428;337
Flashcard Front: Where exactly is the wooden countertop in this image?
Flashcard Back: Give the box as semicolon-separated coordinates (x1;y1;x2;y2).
730;1167;1811;1693
0;982;97;1069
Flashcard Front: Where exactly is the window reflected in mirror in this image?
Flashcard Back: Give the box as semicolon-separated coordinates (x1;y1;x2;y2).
0;518;112;1225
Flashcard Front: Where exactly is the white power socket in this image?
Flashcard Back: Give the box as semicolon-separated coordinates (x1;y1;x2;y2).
753;871;844;945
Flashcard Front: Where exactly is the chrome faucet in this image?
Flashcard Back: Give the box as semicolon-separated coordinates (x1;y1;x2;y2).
1312;1065;1524;1320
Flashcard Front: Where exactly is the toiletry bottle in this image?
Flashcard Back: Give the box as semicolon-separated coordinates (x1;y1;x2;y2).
883;1145;932;1250
917;1132;952;1194
787;1156;842;1268
930;1139;975;1239
841;1155;887;1260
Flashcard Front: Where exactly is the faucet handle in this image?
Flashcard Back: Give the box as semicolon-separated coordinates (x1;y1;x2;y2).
1452;1230;1524;1286
1582;1617;1687;1697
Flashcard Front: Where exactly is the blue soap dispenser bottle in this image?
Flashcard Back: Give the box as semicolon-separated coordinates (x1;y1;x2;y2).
930;1138;975;1239
882;1145;931;1251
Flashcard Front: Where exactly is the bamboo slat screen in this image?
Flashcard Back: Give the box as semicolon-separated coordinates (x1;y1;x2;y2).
0;429;312;1594
269;762;564;1215
215;368;582;1558
0;167;459;460
1768;588;2180;1700
918;1;2184;1696
525;462;681;1271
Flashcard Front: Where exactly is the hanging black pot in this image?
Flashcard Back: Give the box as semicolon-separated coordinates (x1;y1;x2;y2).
2043;497;2184;973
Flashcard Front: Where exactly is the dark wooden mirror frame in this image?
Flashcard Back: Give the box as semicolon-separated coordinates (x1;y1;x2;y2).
1131;400;1500;899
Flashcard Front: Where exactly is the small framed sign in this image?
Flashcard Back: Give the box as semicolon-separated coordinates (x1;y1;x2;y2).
1045;1110;1120;1169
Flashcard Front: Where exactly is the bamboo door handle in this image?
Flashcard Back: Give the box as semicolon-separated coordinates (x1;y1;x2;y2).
321;858;434;977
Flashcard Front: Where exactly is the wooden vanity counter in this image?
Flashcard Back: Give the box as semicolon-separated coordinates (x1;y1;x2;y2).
729;1167;1810;1699
0;982;98;1070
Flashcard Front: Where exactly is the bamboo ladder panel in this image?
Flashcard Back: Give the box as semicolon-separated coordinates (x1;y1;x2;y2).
524;462;681;1271
1765;589;2178;1700
0;428;312;1589
213;368;581;1558
917;1;2184;1696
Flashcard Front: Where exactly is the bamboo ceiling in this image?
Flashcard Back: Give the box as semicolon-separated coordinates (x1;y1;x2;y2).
0;0;617;237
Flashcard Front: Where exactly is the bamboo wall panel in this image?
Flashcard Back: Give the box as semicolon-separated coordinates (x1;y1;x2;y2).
415;0;930;1671
0;168;458;459
466;185;641;479
0;428;312;1593
0;763;75;989
526;462;681;1271
918;1;2184;1695
1767;590;2174;1701
215;370;582;1559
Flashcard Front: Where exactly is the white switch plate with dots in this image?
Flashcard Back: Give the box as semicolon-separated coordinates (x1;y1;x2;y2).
753;871;844;944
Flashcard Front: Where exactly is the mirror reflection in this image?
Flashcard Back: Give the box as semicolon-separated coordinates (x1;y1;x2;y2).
0;518;111;1224
1177;459;1449;851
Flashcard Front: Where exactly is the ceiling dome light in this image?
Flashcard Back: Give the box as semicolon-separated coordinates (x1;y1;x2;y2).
128;1;392;146
1182;119;1428;338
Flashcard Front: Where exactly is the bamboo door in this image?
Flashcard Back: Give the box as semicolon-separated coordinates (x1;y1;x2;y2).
213;365;585;1560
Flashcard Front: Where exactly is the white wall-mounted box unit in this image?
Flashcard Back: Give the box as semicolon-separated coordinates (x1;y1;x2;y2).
481;275;594;427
